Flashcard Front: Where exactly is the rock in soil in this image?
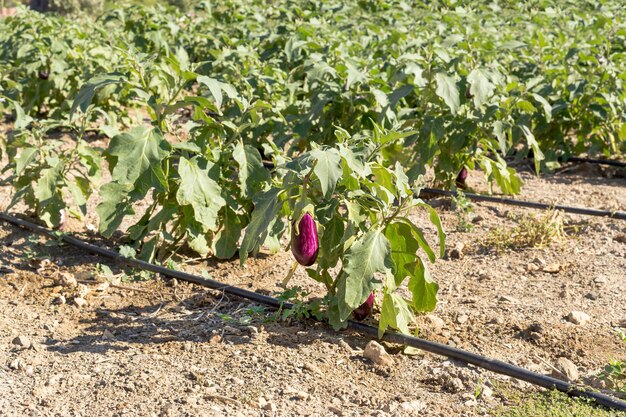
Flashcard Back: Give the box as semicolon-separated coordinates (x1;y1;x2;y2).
11;335;31;348
423;314;445;333
363;341;393;367
553;357;579;382
566;311;590;325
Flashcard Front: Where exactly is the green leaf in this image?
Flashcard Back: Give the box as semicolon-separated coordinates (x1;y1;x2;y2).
15;148;37;175
384;222;421;289
176;157;226;232
239;187;284;265
96;182;135;237
310;147;342;198
435;73;460;113
108;126;170;195
317;213;345;269
233;141;270;198
337;229;391;320
417;203;446;258
378;292;413;337
467;68;495;107
213;207;242;259
407;259;438;312
71;74;125;117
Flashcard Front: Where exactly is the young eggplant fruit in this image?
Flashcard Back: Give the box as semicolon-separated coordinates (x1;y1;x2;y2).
291;213;319;266
352;292;375;321
456;167;468;189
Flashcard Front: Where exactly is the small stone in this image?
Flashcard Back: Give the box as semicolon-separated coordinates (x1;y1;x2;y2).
363;341;393;367
480;385;494;400
9;359;22;370
585;292;598;300
553;357;579;382
543;263;561;273
94;282;110;292
456;314;469;325
52;295;66;305
262;401;276;412
338;339;353;353
526;263;540;272
303;362;322;375
566;311;590;325
246;326;258;335
498;295;519;304
209;334;222;344
75;284;90;298
223;326;241;335
12;335;31;348
102;329;115;340
59;273;77;288
399;400;424;412
74;297;88;308
423;314;445;332
594;276;607;285
449;242;465;260
444;377;465;393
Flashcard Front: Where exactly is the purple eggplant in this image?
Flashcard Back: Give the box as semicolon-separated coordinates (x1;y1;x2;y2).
456;167;468;189
352;292;375;321
291;213;319;266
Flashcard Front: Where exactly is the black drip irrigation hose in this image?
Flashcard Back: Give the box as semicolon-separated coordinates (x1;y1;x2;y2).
421;188;626;221
1;212;626;412
566;156;626;168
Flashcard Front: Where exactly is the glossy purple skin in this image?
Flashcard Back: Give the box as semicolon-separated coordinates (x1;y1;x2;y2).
456;167;468;189
291;213;319;266
352;292;375;321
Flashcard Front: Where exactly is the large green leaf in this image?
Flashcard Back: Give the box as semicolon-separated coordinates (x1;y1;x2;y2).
233;141;269;198
467;68;495;107
108;126;170;195
378;292;413;337
310;147;342;198
96;182;135;237
407;258;438;312
337;229;391;319
213;207;242;259
71;74;125;117
239;187;284;264
435;73;460;113
176;157;226;232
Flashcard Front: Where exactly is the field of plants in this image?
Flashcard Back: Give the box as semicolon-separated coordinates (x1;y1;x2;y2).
0;1;625;416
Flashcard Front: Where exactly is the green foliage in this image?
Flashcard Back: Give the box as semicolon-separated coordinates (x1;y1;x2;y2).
493;386;615;417
2;0;626;335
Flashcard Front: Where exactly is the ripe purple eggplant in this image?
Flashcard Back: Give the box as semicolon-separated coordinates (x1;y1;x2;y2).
291;213;319;266
352;292;374;321
38;70;49;80
456;167;468;189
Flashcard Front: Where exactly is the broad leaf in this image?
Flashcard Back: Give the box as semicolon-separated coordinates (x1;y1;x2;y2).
435;73;460;113
337;229;391;319
108;126;170;195
176;157;226;232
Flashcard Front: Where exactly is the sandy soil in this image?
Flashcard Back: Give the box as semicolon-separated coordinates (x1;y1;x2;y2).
0;160;625;416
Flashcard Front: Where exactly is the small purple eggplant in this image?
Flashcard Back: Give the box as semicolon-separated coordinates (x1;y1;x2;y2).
352;292;374;321
456;167;468;189
291;213;319;266
38;70;49;80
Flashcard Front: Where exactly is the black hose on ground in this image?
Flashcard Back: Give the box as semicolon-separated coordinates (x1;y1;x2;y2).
421;188;626;221
1;211;626;412
566;156;626;168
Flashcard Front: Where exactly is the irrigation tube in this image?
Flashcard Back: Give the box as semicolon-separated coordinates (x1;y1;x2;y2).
421;188;626;221
566;156;626;168
1;212;626;412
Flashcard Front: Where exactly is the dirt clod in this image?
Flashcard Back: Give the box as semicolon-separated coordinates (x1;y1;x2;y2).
11;335;30;348
553;357;579;381
566;311;590;325
363;341;393;366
